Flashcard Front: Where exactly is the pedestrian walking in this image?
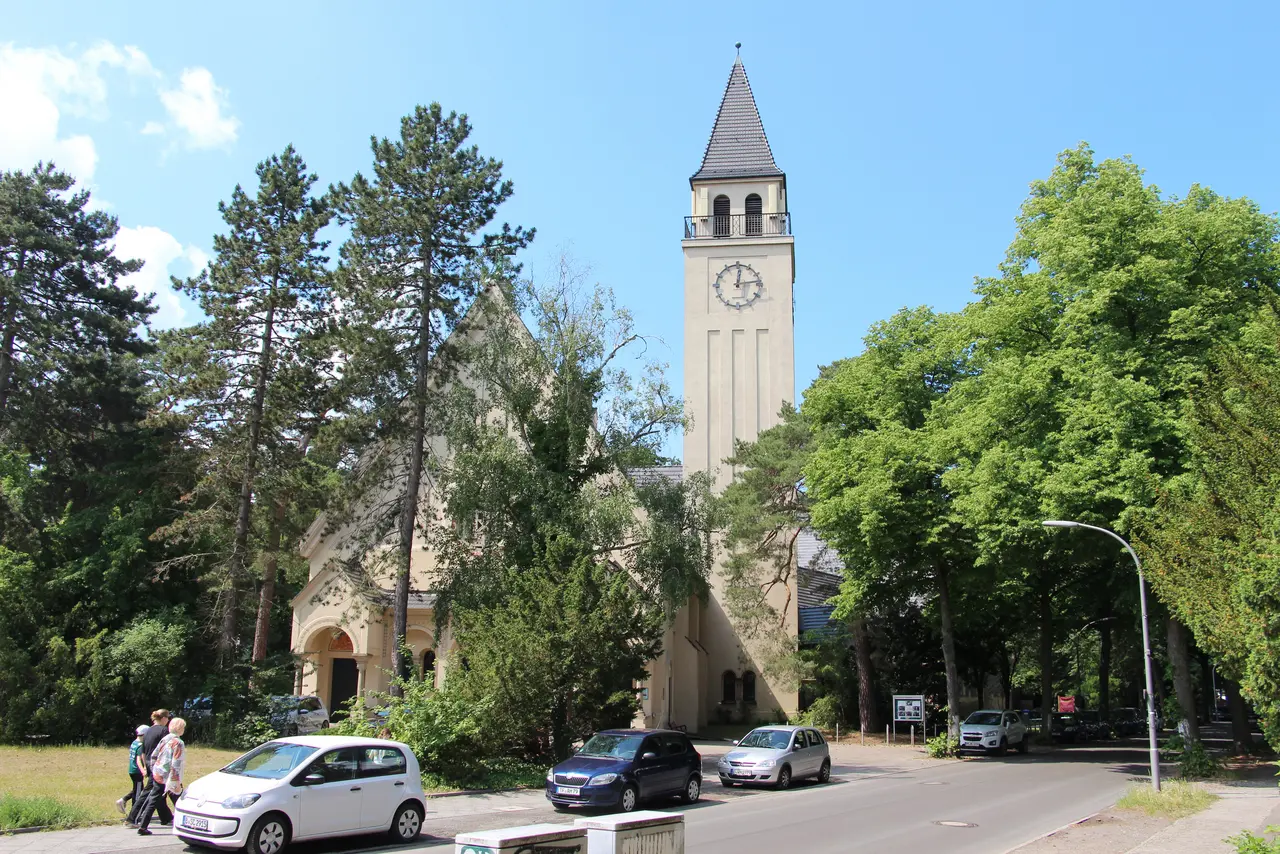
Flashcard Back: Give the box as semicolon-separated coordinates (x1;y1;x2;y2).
115;724;148;818
127;709;173;827
136;717;186;836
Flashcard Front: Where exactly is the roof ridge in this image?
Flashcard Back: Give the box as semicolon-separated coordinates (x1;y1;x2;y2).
691;57;784;184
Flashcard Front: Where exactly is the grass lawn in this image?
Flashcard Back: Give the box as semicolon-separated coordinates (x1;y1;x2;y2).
1116;780;1218;820
0;745;244;826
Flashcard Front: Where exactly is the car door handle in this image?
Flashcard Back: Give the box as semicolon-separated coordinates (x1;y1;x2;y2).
394;781;405;787
350;786;362;792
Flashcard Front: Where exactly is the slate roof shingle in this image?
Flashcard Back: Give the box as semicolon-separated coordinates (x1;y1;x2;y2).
691;58;784;184
627;465;685;487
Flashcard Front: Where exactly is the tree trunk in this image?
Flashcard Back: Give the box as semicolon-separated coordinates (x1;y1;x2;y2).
0;251;24;422
851;618;880;732
251;497;288;663
1224;677;1253;755
1098;604;1112;720
220;298;277;667
937;564;963;739
1039;585;1053;731
1199;651;1215;724
392;280;432;696
999;644;1016;710
1166;615;1200;742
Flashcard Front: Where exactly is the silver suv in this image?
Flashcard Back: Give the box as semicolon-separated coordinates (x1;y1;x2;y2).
959;710;1030;755
717;725;831;789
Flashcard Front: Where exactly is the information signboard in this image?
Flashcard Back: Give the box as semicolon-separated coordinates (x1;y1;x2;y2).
893;695;925;723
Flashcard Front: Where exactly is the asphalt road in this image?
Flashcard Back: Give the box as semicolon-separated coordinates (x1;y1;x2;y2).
105;742;1151;854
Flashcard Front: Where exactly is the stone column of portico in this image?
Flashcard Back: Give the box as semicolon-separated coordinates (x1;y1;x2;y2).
355;655;369;699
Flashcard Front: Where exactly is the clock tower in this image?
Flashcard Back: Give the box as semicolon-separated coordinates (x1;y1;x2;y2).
683;56;795;488
681;55;797;724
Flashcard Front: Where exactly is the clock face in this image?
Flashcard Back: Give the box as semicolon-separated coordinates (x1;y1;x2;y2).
713;262;764;309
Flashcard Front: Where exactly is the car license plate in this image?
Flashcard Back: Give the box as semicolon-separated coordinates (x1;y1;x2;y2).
555;786;580;796
181;815;209;831
730;771;753;778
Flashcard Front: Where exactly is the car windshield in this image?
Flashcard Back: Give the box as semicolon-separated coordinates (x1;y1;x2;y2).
965;712;1003;726
577;733;647;760
738;729;793;750
221;741;316;779
1057;715;1078;725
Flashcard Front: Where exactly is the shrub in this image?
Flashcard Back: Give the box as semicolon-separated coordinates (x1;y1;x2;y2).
232;713;282;751
1228;827;1280;853
925;733;959;759
0;794;92;830
1179;741;1223;779
800;696;840;730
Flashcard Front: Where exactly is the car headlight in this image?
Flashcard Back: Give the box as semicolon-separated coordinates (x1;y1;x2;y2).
587;773;618;786
756;759;775;770
546;768;555;782
221;794;261;809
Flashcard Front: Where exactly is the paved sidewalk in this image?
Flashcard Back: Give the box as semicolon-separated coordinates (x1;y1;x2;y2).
0;825;180;854
1127;782;1280;853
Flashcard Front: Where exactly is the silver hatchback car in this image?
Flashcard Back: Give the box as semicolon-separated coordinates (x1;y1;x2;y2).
717;725;831;789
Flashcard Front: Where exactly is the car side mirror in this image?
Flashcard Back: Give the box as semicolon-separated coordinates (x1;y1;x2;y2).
303;773;325;785
641;752;658;761
731;740;739;746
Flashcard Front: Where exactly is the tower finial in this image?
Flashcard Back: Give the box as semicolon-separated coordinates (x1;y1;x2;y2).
735;42;742;54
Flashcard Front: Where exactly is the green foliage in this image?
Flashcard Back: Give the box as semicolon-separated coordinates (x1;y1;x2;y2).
925;733;959;759
799;695;841;729
1116;780;1217;819
0;794;93;830
1229;828;1280;854
231;714;282;751
1178;740;1223;779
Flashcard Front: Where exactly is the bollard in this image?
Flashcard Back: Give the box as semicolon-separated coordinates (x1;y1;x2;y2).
861;726;865;746
835;723;839;744
885;725;890;745
456;823;586;854
575;811;684;854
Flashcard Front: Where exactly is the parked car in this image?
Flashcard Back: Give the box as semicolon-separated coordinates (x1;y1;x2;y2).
173;736;425;854
182;696;215;722
268;695;330;736
1050;712;1085;743
1109;707;1144;737
717;725;832;789
546;729;702;813
958;710;1030;755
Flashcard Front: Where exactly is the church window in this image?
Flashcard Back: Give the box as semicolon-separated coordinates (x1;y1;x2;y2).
713;195;730;237
745;194;762;236
743;670;757;704
721;670;737;704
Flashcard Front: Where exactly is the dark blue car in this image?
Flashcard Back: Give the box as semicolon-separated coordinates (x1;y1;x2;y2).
546;729;702;813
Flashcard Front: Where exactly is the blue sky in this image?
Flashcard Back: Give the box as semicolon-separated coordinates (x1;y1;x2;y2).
5;1;1278;459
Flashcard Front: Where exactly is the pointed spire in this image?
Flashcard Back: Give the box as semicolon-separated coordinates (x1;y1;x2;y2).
691;55;784;184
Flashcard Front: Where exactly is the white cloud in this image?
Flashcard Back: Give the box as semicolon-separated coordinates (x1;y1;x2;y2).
0;41;153;181
140;120;164;136
114;225;207;330
159;67;239;150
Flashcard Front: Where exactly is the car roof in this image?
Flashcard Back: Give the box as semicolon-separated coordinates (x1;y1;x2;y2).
747;724;805;732
270;736;406;750
597;728;687;736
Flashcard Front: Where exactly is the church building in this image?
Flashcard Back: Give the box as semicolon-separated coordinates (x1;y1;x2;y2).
289;56;838;730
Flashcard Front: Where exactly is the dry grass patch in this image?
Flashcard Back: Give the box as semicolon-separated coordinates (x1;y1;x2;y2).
0;745;243;826
1116;780;1217;820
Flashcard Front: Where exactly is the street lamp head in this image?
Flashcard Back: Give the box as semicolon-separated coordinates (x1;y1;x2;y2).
1042;520;1079;528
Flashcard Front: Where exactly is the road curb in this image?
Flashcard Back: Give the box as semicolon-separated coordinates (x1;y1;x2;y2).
427;786;534;799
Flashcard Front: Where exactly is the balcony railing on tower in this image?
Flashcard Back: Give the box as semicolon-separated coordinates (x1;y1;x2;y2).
683;212;791;239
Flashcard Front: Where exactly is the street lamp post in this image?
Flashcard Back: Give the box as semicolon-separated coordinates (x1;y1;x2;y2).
1043;520;1161;792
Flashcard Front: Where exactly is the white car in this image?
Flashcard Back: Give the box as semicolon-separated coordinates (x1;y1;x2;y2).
174;736;425;854
959;710;1031;755
716;725;831;789
268;695;330;736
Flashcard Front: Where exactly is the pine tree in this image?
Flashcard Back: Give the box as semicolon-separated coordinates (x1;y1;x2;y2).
332;105;531;692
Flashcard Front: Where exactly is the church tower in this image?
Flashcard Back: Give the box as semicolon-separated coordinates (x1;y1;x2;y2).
682;56;795;490
682;56;798;724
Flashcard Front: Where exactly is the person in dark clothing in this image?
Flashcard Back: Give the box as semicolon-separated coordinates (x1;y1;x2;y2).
127;709;173;827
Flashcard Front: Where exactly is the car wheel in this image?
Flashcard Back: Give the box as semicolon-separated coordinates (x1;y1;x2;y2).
618;784;639;813
247;813;290;854
817;760;831;783
775;766;792;790
388;801;422;842
682;775;701;804
319;719;329;729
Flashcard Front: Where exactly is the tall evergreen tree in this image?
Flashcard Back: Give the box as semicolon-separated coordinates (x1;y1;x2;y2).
332;105;531;692
158;146;335;667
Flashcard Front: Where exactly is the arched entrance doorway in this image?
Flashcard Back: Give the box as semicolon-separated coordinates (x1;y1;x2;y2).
327;629;358;719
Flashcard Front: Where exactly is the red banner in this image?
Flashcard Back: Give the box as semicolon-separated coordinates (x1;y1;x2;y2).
1057;696;1076;713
